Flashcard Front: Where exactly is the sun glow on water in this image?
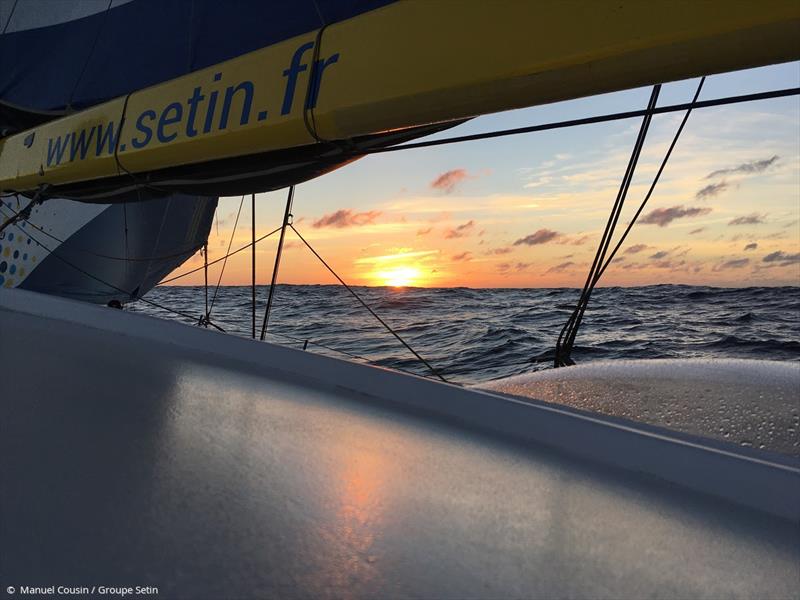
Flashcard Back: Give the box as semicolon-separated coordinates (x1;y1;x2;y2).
375;266;422;287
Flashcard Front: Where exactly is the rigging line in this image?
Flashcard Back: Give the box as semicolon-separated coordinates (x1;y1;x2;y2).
4;217;220;328
265;328;448;381
0;198;203;261
303;0;328;144
251;193;256;339
556;88;658;363
0;186;47;234
597;77;706;282
366;87;800;155
259;186;295;340
158;226;282;284
555;85;661;367
559;87;660;363
206;193;245;319
289;223;450;383
1;0;18;35
67;0;113;111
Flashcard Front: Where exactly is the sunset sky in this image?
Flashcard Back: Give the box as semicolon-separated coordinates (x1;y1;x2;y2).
171;62;799;288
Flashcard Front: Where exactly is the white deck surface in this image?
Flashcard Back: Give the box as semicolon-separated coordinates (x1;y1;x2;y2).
2;289;799;599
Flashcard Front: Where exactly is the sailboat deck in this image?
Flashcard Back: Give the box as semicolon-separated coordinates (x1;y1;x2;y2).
2;289;798;598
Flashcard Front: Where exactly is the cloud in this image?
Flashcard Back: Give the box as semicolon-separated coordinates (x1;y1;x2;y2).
706;155;779;179
763;251;800;265
514;262;533;272
444;220;475;239
546;261;575;274
416;227;432;236
624;244;649;254
313;209;381;228
649;250;669;259
689;227;706;235
486;247;512;255
713;258;750;271
744;243;758;251
696;181;730;199
513;228;562;246
640;206;712;227
451;252;472;262
729;213;766;226
431;169;470;193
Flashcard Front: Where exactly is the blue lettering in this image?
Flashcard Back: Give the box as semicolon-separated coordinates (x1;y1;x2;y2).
95;122;120;155
69;126;95;161
46;134;71;166
131;110;156;148
219;81;254;129
157;102;183;143
282;42;314;115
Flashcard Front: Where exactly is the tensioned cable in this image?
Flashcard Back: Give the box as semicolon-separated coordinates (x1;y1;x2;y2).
205;194;245;319
159;226;282;284
1;0;18;35
0;193;203;262
265;328;449;381
290;223;449;383
365;87;800;155
4;218;220;328
67;0;113;111
555;85;661;367
596;77;706;281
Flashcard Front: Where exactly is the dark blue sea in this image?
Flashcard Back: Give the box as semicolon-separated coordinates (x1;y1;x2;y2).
129;284;800;385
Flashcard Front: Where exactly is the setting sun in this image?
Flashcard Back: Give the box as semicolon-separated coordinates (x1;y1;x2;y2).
375;266;422;287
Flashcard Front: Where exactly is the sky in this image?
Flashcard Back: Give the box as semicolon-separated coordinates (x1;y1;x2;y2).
171;62;800;288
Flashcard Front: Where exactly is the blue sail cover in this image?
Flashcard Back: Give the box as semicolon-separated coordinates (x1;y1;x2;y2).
0;0;395;116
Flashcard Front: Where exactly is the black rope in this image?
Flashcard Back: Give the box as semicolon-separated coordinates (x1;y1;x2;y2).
1;0;18;35
555;85;661;367
67;0;113;111
596;77;706;281
289;223;449;383
366;86;800;155
259;186;294;340
265;328;450;381
0;187;47;234
4;217;223;329
203;194;245;323
0;195;203;261
159;226;282;284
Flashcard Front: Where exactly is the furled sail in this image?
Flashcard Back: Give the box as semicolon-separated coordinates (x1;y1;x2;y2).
1;0;798;200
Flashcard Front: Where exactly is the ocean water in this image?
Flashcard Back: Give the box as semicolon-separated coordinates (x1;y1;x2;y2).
129;284;800;385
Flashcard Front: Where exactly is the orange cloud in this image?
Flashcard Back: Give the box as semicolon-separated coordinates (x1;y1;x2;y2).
641;206;712;227
313;209;381;228
444;220;475;239
513;229;561;246
729;213;766;226
430;168;474;193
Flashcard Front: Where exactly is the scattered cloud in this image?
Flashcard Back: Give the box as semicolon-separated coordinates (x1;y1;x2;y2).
696;181;730;199
416;227;432;236
706;155;779;179
313;209;381;228
689;227;706;235
729;213;766;226
546;261;575;274
444;220;476;239
641;206;712;227
431;169;473;193
744;243;758;251
485;247;512;255
451;252;472;262
713;258;750;271
624;244;649;254
650;250;669;259
763;251;800;265
513;228;562;246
